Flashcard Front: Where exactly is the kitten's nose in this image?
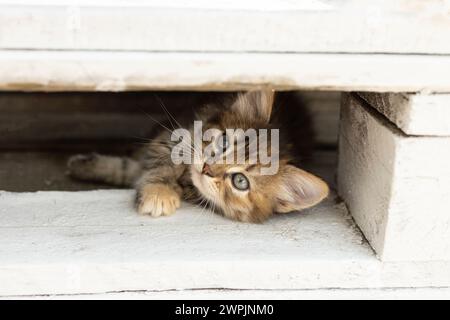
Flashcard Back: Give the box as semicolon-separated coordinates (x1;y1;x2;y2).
202;163;213;177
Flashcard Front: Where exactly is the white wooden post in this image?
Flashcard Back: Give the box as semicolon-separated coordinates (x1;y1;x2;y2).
338;93;450;261
357;92;450;136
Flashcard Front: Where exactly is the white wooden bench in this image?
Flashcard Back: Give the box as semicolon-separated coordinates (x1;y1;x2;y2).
1;0;450;298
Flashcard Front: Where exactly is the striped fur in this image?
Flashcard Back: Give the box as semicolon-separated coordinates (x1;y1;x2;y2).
68;90;329;222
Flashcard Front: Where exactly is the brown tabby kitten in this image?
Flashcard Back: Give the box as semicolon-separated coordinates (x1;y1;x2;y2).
68;90;329;222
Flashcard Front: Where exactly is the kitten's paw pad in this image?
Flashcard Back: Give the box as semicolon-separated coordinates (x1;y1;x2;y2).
67;153;98;178
136;184;181;217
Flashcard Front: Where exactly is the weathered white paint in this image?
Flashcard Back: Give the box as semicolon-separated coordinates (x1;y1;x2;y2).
0;0;332;11
1;189;450;296
338;94;450;261
7;288;450;300
0;1;449;54
357;92;450;136
1;50;450;92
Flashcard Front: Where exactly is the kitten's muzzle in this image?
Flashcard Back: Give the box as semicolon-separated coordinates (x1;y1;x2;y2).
202;163;214;177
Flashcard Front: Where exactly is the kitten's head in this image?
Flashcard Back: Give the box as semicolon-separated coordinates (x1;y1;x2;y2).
190;90;329;222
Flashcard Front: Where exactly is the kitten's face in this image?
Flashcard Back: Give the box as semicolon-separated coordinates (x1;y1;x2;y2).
190;90;329;222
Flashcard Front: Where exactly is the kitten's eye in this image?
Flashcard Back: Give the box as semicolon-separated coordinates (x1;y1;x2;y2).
216;133;229;153
231;173;249;191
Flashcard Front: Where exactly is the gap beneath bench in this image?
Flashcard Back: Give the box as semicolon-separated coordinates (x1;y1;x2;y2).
1;91;449;297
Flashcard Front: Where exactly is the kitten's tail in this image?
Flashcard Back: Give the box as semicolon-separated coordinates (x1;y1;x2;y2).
67;153;142;187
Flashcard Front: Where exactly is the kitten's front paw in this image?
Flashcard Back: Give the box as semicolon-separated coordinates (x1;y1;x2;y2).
136;184;181;217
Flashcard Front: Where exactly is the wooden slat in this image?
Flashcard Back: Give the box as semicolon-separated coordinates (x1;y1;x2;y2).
1;0;450;54
1;50;450;92
2;189;450;296
12;287;450;300
338;94;450;261
0;91;337;145
0;91;214;144
358;92;450;136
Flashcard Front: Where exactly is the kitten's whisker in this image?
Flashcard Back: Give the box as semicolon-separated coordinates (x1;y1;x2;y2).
130;135;175;144
194;198;207;222
154;94;184;131
168;130;197;154
202;198;215;221
199;198;209;218
132;140;175;147
176;139;196;153
155;96;176;131
208;201;216;217
130;134;197;159
198;198;206;208
211;200;217;217
134;111;198;158
139;109;174;135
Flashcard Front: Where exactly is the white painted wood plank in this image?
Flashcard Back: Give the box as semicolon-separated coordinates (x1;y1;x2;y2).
1;50;450;92
1;189;450;296
0;0;331;11
357;92;450;136
338;94;450;261
7;288;450;300
1;1;449;54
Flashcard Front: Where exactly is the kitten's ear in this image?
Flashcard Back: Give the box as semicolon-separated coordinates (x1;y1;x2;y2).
231;89;275;123
274;165;329;213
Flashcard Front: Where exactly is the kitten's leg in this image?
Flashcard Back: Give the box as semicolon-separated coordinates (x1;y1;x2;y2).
135;165;185;217
67;153;141;187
